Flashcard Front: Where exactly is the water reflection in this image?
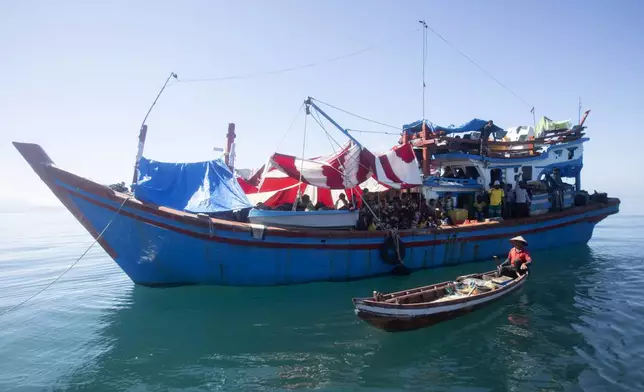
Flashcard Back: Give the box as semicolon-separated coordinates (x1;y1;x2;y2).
55;242;644;391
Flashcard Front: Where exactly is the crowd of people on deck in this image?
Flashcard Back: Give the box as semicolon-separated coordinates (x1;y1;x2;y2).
282;190;448;231
256;176;536;231
481;180;534;220
290;189;466;231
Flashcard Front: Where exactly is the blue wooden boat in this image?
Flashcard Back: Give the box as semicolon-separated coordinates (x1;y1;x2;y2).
12;100;620;287
13;138;618;287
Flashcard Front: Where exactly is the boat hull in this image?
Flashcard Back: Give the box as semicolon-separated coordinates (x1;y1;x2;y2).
13;142;620;287
353;274;528;332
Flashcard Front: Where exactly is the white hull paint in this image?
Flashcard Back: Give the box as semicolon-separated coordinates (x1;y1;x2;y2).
355;276;527;318
248;209;359;229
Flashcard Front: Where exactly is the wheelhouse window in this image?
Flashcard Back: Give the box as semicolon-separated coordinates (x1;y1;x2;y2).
567;147;578;160
489;168;502;186
442;165;469;179
521;166;533;182
465;166;480;179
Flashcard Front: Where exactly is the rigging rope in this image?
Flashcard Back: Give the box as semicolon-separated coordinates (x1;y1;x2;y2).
275;103;305;153
311;97;440;137
347;128;402;136
310;98;401;130
179;28;419;84
256;103;304;194
313;111;340;157
293;114;308;211
309;111;391;233
425;24;534;110
0;197;131;317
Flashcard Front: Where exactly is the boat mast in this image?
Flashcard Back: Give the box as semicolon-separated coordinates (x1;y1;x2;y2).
131;72;178;186
419;20;428;124
224;123;236;170
418;21;431;178
305;97;362;148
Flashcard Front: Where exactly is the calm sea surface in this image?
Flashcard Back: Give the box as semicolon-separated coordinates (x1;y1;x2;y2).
0;199;641;392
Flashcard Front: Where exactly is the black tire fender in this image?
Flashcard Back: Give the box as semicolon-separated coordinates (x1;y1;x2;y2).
379;234;406;265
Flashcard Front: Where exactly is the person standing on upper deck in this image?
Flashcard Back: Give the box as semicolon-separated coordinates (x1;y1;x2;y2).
481;120;496;140
488;181;504;218
479;120;495;155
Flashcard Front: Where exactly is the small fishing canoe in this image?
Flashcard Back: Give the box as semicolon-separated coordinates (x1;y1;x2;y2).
352;269;528;332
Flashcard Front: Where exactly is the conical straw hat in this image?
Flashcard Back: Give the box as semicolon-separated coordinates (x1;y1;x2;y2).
509;236;528;245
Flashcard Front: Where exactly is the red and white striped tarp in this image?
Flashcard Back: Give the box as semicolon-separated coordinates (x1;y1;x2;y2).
240;177;389;209
266;142;421;190
237;142;421;209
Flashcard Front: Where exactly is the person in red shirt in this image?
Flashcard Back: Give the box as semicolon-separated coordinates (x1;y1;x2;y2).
497;236;531;278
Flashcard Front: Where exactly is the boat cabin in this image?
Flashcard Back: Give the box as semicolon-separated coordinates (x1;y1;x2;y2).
403;113;590;219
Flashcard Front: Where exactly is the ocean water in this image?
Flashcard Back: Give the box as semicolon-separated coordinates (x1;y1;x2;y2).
0;199;641;392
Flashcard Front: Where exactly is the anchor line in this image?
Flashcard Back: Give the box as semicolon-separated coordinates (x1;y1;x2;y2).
0;197;130;317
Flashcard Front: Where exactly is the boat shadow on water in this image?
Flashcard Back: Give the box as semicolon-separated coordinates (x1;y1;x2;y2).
54;244;632;390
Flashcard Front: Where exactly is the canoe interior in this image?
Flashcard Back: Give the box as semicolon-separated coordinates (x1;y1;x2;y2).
372;270;515;305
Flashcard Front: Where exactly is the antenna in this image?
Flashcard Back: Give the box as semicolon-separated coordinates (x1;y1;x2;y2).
418;20;428;122
578;96;582;124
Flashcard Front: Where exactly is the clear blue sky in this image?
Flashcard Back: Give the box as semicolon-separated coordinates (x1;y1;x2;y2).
1;0;642;207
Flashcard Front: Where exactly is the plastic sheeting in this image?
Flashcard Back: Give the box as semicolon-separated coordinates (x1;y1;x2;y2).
134;157;253;213
535;116;572;138
433;118;504;135
403;118;504;136
402;119;433;134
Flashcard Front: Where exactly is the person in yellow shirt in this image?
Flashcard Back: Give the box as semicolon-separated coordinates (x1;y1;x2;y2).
488;181;504;218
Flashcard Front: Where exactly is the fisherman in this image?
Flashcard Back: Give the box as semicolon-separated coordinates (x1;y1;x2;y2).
497;236;532;278
488;181;504;218
481;120;496;140
335;193;349;210
479;120;495;155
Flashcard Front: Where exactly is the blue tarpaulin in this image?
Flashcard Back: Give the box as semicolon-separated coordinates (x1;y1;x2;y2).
402;119;433;134
403;118;504;136
134;157;253;213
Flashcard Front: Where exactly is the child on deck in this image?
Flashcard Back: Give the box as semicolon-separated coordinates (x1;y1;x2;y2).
473;195;487;222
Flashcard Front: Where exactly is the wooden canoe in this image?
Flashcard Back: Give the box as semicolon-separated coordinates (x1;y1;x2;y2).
352;269;528;332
